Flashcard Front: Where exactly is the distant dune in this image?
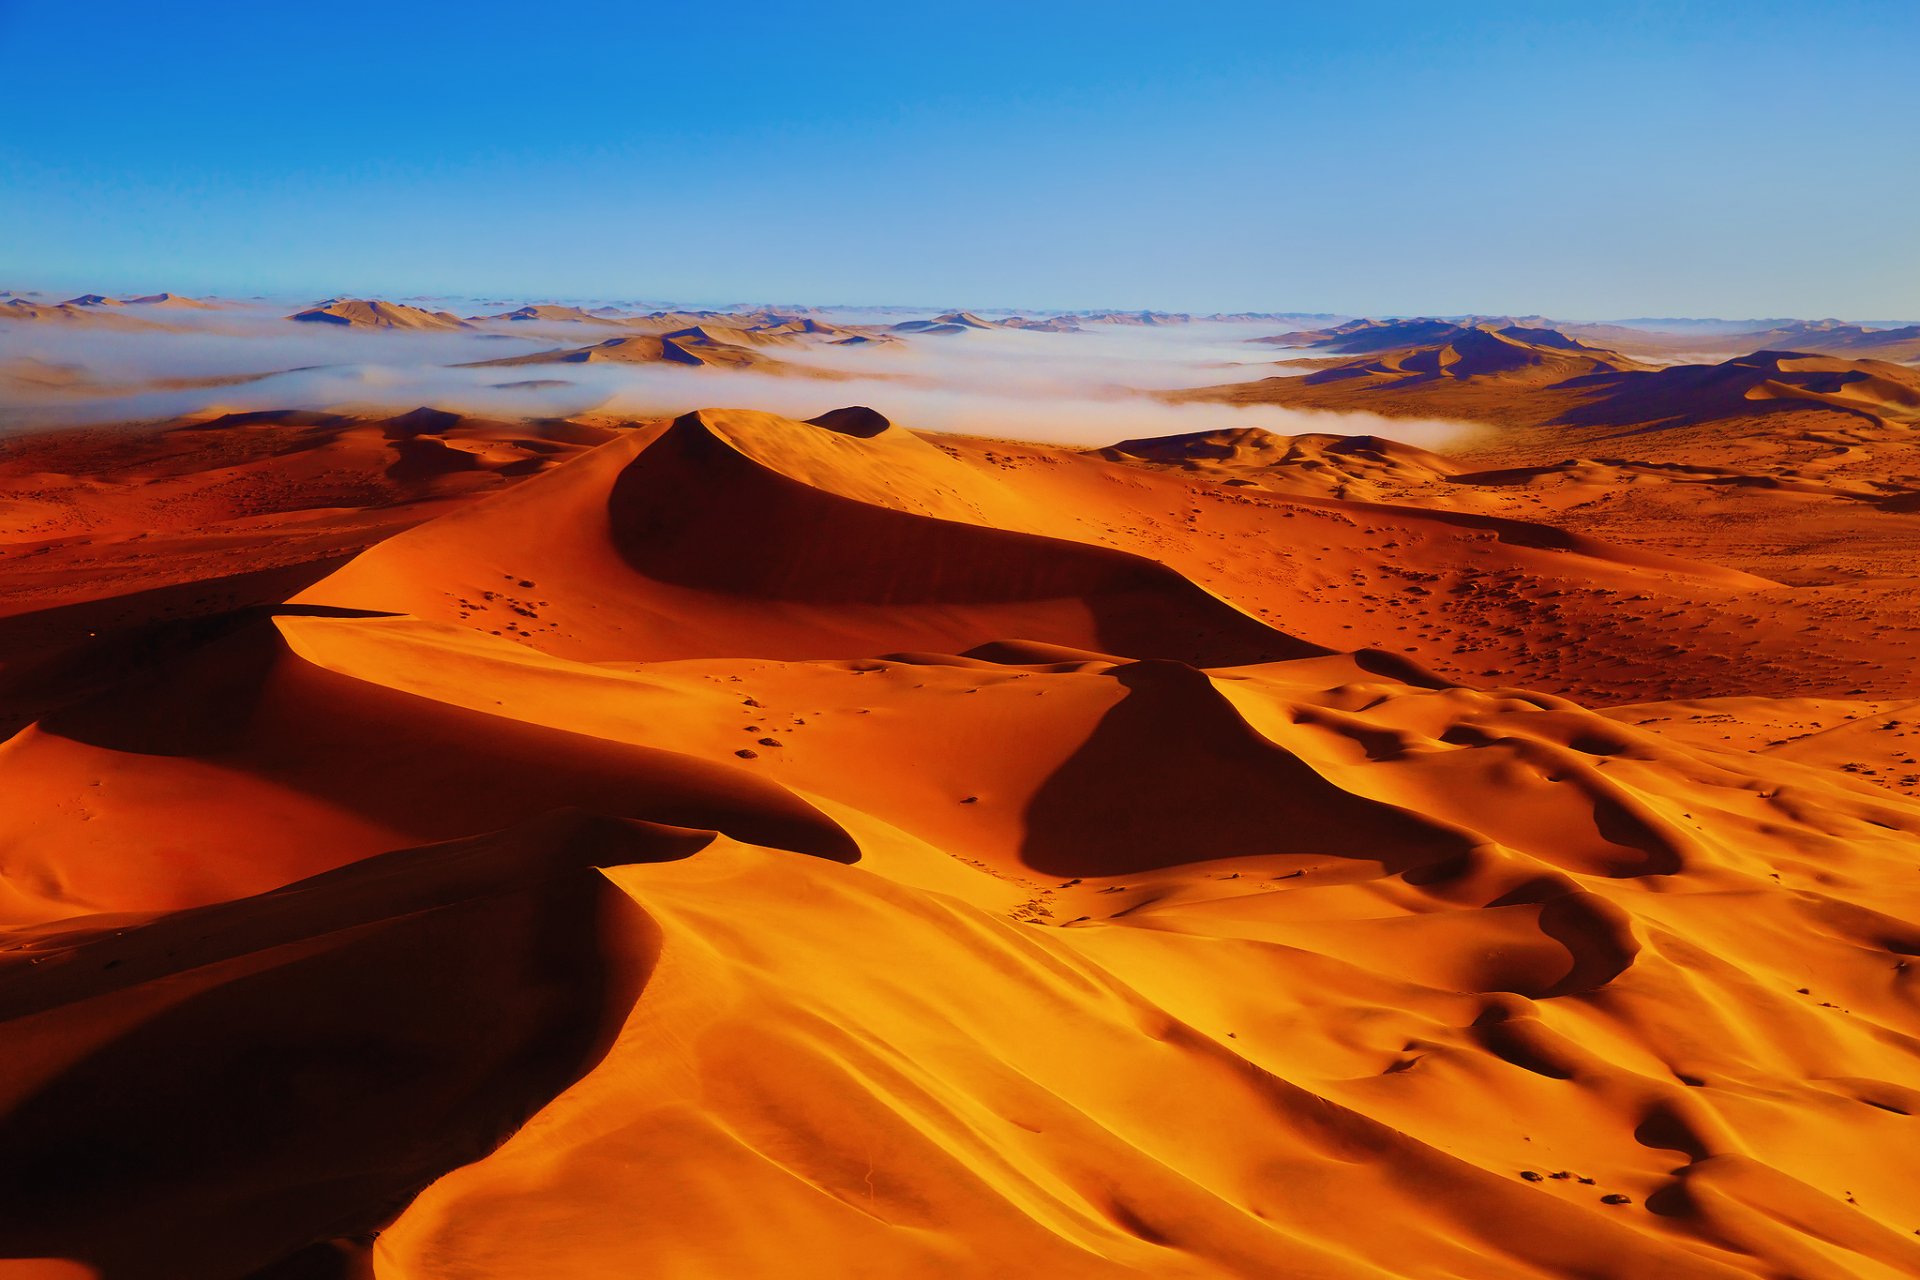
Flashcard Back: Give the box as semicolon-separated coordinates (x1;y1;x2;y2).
1190;322;1920;435
1258;316;1482;352
458;328;851;376
1075;309;1194;325
1717;320;1920;364
124;290;221;309
1101;427;1459;500
475;304;619;324
1558;349;1920;428
1255;314;1920;366
892;310;1001;334
289;297;474;330
1299;325;1642;386
0;297;170;330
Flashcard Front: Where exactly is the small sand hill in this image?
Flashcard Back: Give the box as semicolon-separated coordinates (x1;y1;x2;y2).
0;298;166;330
664;322;805;349
1559;351;1920;428
1189;325;1645;428
476;304;616;324
613;309;739;331
468;334;712;368
1257;316;1475;352
1715;321;1920;364
1076;309;1192;325
1002;314;1085;332
288;298;474;331
1185;337;1920;435
747;315;869;340
59;293;123;307
0;407;612;635
1102;427;1458;499
892;310;1000;334
463;331;823;374
1301;325;1642;386
124;291;220;309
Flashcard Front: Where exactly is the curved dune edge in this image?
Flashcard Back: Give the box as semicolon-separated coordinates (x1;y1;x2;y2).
2;409;1919;1278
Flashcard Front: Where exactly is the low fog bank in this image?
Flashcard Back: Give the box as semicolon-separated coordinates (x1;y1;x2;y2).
0;307;1475;451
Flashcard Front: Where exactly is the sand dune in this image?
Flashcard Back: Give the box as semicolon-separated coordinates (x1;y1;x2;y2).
32;292;220;312
288;298;474;331
1258;315;1920;366
892;310;1001;334
1192;330;1920;435
122;291;221;309
473;304;618;324
1298;327;1638;386
1710;321;1920;364
460;331;830;374
1100;427;1459;500
0;406;611;627
0;298;169;330
1258;316;1491;353
1558;350;1920;428
4;388;1920;1278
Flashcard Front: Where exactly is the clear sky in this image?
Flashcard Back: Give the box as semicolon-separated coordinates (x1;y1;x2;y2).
2;0;1915;319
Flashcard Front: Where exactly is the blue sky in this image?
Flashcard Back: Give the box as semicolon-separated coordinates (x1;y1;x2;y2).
2;1;1915;319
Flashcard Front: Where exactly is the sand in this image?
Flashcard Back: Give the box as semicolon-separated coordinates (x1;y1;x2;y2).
287;298;474;331
2;363;1919;1278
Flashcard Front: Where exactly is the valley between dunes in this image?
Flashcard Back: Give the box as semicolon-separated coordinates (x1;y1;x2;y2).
3;401;1920;1279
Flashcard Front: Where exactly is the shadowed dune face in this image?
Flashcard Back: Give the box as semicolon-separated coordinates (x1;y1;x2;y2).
3;399;1920;1278
0;612;855;917
1020;660;1474;877
602;411;1317;664
0;813;688;1279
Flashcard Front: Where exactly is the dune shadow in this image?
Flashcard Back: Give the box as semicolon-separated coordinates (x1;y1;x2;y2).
604;413;1322;666
0;811;686;1278
1018;661;1473;877
34;613;859;867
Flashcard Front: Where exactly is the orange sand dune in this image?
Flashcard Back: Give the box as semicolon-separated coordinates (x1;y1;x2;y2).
287;298;473;331
1555;351;1920;429
1100;427;1459;501
472;303;617;324
462;330;842;375
1191;337;1920;434
1296;326;1641;386
3;400;1920;1279
0;407;611;621
0;299;171;331
1711;321;1920;364
122;291;221;309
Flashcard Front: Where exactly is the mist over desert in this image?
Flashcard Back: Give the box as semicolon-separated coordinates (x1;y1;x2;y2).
5;4;1920;1279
